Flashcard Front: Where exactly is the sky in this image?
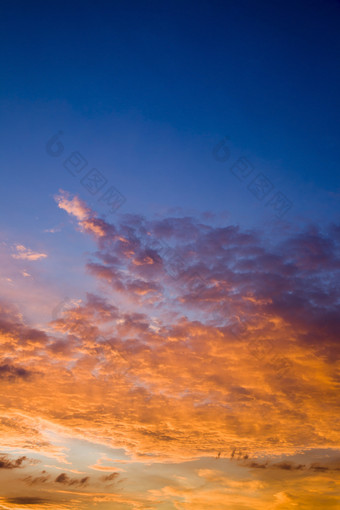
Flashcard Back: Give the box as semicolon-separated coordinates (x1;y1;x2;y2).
0;0;340;509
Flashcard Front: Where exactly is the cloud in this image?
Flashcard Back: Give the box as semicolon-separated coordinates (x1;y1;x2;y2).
0;363;31;380
11;245;47;261
43;226;62;234
55;473;89;487
0;455;30;469
1;192;340;507
22;470;50;486
100;472;120;484
54;190;92;221
46;194;340;458
90;463;125;472
4;497;51;505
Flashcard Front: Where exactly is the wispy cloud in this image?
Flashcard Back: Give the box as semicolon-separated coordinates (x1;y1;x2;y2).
11;245;47;261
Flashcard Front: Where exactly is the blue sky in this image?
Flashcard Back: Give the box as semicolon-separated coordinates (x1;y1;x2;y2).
1;0;339;235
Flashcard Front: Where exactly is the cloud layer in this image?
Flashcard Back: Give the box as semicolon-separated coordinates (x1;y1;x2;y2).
0;191;339;508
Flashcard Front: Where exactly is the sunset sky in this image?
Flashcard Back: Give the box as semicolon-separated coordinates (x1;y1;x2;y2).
1;1;340;509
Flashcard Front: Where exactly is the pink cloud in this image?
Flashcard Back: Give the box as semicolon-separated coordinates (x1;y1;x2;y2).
11;245;47;261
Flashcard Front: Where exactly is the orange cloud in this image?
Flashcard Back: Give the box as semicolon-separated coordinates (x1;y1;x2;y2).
1;193;340;508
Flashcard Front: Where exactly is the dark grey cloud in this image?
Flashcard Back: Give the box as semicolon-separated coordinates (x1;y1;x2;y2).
0;455;29;469
55;472;89;486
101;471;120;482
0;363;31;380
5;497;50;505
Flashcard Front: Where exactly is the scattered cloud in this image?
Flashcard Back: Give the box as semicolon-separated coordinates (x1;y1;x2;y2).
0;455;31;469
55;473;89;487
11;245;47;261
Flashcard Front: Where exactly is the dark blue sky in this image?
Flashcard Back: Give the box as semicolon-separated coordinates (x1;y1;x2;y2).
1;0;339;238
